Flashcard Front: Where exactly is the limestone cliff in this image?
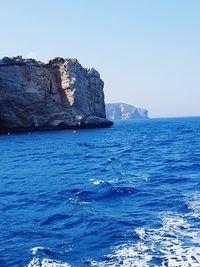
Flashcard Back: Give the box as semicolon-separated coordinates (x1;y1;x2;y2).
0;56;113;133
106;103;148;121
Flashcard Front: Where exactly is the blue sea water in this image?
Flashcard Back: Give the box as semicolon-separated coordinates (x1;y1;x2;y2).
0;117;200;267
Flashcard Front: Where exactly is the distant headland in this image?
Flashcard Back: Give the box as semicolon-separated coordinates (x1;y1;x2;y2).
0;56;113;133
106;103;149;121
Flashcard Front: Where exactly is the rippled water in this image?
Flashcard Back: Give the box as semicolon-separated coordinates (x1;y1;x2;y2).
0;117;200;267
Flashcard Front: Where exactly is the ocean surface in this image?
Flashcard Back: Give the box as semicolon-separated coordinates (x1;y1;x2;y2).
0;117;200;267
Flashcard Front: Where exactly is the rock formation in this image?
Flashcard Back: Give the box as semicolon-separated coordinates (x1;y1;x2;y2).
0;56;113;133
106;103;148;121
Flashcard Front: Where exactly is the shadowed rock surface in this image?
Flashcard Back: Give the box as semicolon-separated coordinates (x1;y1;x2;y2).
0;56;113;133
106;103;148;121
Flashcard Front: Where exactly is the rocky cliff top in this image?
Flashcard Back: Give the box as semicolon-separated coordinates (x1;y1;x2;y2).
0;56;43;67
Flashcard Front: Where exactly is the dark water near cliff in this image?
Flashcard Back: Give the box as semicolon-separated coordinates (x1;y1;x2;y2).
0;117;200;267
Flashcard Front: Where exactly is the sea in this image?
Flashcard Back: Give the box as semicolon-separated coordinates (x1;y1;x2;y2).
0;117;200;267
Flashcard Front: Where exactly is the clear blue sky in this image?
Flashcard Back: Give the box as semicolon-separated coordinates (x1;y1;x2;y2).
1;0;200;118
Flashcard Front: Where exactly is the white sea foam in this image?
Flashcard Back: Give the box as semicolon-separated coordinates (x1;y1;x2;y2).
90;213;200;267
92;179;105;185
135;228;145;240
140;174;150;182
185;192;200;219
26;247;71;267
90;242;152;267
28;194;200;267
31;247;46;255
89;178;118;185
26;257;71;267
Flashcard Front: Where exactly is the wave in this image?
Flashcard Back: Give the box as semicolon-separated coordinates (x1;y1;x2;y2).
25;247;71;267
68;183;139;204
40;214;71;226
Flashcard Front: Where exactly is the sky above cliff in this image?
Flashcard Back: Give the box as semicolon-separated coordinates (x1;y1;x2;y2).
1;0;200;118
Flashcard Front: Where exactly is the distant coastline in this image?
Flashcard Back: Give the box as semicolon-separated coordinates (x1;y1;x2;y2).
106;103;148;121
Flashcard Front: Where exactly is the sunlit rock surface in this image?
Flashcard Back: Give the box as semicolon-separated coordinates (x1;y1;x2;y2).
0;56;113;133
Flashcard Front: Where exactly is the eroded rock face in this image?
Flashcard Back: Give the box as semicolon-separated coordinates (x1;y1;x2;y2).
106;103;148;121
0;56;113;133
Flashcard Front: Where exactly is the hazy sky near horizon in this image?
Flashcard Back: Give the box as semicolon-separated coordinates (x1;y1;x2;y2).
0;0;200;118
